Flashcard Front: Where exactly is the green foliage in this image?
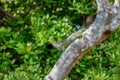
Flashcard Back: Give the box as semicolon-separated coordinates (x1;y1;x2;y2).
3;64;43;80
0;0;119;80
69;0;96;15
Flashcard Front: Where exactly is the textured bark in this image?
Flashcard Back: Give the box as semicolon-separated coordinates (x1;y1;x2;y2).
44;0;120;80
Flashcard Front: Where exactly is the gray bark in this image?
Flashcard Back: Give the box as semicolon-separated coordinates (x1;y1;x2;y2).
44;0;120;80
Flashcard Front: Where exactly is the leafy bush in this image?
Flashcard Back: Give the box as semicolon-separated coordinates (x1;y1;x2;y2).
0;0;119;80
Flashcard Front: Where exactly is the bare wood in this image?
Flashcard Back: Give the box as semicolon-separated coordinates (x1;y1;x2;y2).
44;0;120;80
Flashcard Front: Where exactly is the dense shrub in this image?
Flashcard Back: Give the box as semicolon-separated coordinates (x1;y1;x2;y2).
0;0;119;80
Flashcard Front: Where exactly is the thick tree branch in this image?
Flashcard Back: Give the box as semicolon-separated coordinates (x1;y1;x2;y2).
45;0;120;80
53;0;109;51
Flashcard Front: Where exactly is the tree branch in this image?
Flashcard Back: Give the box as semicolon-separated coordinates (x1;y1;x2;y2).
44;0;120;80
23;0;43;17
53;0;109;51
0;7;18;21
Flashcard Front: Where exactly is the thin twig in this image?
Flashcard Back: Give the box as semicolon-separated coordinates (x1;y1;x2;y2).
0;7;18;21
23;0;43;17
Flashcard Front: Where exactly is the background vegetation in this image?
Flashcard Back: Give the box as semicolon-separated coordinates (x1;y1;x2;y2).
0;0;119;80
